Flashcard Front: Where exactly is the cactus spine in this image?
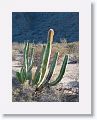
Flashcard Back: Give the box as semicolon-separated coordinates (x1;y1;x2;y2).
16;29;68;89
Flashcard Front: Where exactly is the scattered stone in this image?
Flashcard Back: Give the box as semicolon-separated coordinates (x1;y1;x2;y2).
68;54;79;64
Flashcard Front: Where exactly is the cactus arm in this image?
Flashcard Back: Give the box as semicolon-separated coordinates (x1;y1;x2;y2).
37;29;54;87
45;52;59;83
38;52;59;88
39;40;51;80
24;42;29;73
32;45;46;85
28;48;34;72
48;55;68;86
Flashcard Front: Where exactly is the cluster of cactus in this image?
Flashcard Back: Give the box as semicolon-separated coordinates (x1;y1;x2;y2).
16;42;34;84
16;29;68;89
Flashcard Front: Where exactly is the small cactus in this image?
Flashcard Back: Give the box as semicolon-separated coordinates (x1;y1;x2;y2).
16;42;34;84
16;29;68;89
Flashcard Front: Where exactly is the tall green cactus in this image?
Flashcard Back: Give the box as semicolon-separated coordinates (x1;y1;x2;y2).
16;29;68;89
32;29;68;88
36;29;54;87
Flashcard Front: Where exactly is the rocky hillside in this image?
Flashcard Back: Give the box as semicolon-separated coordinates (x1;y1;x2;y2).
12;12;79;43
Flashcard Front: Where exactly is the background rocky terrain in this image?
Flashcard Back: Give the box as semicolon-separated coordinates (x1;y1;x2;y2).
12;12;79;43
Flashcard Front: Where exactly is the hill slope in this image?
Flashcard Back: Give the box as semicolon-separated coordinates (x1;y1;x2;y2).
12;12;79;43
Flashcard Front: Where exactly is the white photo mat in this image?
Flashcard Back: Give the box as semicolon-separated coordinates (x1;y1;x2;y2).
0;0;91;114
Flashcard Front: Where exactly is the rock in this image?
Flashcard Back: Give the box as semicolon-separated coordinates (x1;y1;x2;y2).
68;54;79;64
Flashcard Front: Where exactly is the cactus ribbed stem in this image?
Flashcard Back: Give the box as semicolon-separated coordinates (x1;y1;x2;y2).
38;52;59;88
33;45;46;85
45;52;59;82
28;48;34;72
37;29;54;87
24;42;29;73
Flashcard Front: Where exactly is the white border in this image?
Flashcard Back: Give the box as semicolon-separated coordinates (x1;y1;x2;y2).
0;0;91;114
